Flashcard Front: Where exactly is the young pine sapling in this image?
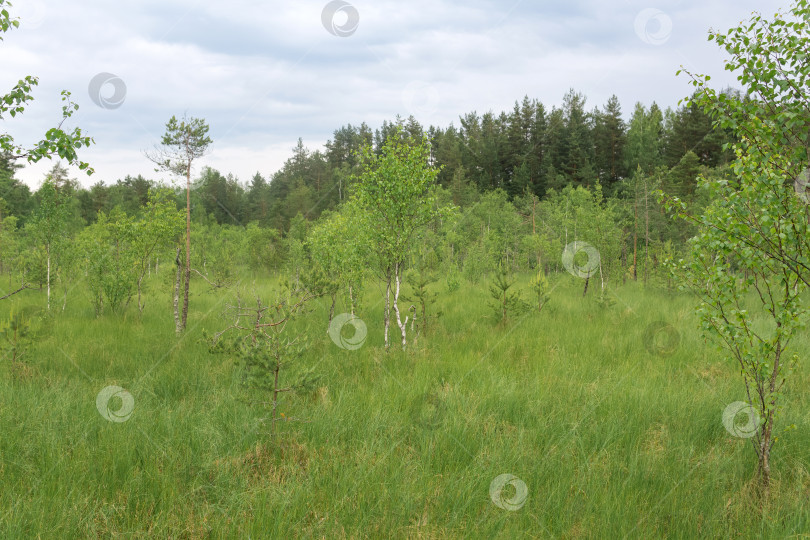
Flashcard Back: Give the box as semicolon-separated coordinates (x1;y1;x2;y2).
529;270;551;313
206;285;319;441
488;266;528;322
403;268;442;343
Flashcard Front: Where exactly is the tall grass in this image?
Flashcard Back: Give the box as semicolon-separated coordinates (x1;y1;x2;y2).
0;272;809;538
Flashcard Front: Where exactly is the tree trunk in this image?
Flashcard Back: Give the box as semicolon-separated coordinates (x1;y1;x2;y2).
758;424;772;492
174;247;182;335
392;262;407;349
271;360;280;442
138;274;145;314
384;267;391;349
182;167;191;331
583;276;589;297
621;234;627;285
633;199;638;281
644;181;650;285
599;263;604;292
46;242;51;311
328;293;336;328
0;211;3;276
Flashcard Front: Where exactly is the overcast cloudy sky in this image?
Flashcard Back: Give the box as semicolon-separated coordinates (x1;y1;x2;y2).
0;0;784;188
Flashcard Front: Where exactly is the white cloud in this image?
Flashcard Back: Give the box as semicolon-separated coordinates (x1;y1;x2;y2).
1;0;785;188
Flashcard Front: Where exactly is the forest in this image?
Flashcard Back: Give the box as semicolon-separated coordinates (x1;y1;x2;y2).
1;0;810;538
0;88;731;294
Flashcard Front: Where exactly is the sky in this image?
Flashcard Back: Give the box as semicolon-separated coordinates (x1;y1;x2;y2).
0;0;785;189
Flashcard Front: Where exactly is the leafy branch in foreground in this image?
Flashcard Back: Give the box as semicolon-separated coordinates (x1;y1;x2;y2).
0;2;94;172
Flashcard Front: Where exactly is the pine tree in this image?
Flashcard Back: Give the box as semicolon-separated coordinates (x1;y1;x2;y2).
593;95;627;189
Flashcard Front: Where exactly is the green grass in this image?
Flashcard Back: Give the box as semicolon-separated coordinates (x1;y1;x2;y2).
1;272;810;538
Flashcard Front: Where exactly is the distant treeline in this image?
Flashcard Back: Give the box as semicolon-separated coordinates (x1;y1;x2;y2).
0;88;736;230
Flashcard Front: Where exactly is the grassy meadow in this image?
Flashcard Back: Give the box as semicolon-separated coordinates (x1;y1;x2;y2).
1;271;810;538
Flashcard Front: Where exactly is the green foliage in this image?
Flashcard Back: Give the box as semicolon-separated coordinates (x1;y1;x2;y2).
668;0;810;488
79;209;137;315
519;230;559;273
462;238;493;283
352;123;452;347
132;189;185;309
403;268;442;337
243;223;284;273
623;102;663;176
0;305;43;363
529;270;551;312
0;214;20;276
666;150;702;200
540;184;621;287
206;286;318;439
306;205;367;316
28;179;70;249
26;178;72;307
148;115;212;178
353;124;446;273
454;190;522;280
595;291;616;310
0;1;19;35
445;266;461;293
285;213;308;286
488;265;528;322
193;222;242;288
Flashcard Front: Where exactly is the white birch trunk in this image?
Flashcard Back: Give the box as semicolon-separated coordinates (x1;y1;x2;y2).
384;268;391;349
392;262;408;349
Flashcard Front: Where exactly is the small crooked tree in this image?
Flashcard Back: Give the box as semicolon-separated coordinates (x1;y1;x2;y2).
146;115;212;333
